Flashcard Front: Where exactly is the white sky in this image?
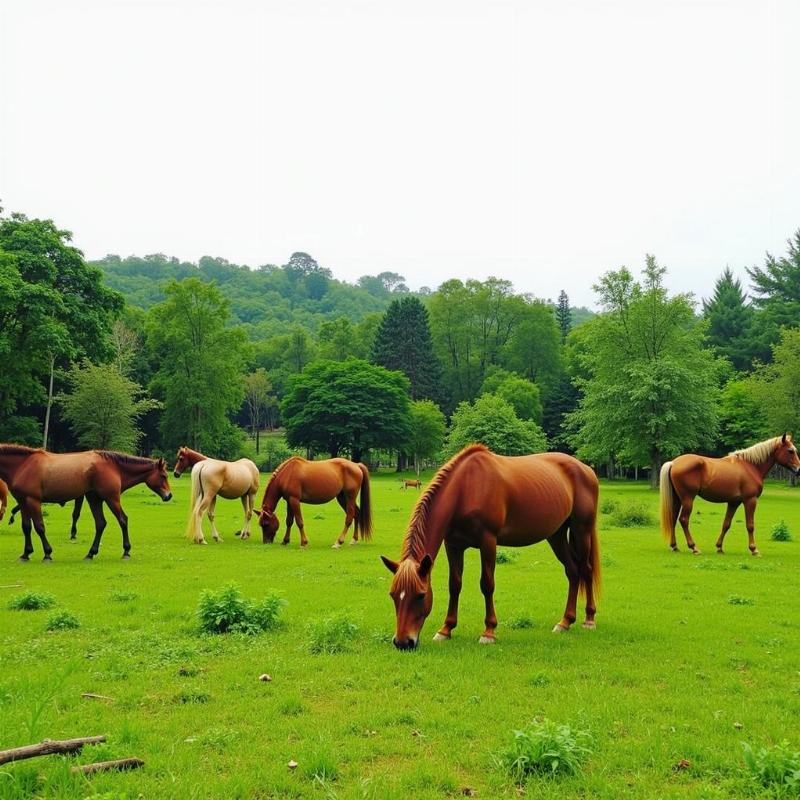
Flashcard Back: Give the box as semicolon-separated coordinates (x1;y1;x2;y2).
1;0;798;308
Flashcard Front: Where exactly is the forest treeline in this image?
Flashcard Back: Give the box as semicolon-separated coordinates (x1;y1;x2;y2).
1;205;799;484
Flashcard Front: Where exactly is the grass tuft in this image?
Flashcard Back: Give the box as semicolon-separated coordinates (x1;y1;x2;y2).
728;595;756;606
771;519;793;542
307;615;359;654
495;549;518;565
742;740;800;794
45;610;80;631
611;502;654;528
600;497;619;515
9;591;56;611
196;583;285;635
506;614;535;630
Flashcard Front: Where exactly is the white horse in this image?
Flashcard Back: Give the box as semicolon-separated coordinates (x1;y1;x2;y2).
173;447;260;544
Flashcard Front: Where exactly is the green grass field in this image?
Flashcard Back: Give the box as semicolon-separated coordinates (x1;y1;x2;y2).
1;474;799;799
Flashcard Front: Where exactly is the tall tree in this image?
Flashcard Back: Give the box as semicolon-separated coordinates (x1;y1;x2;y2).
702;267;756;372
480;369;543;423
282;359;412;462
371;296;443;401
747;327;800;438
147;278;248;453
555;290;572;344
567;256;722;485
407;400;447;474
243;368;275;452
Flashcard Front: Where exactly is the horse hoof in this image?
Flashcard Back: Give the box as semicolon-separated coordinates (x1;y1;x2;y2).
716;548;724;555
751;549;761;557
478;635;496;645
433;632;450;642
332;542;342;549
671;546;679;553
43;556;52;562
349;539;358;546
552;623;570;633
19;556;29;562
83;555;94;561
197;540;207;546
692;549;702;556
122;553;130;560
582;620;596;630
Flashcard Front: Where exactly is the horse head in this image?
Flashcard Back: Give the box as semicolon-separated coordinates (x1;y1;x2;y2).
173;447;189;478
257;507;280;543
776;434;800;476
146;457;173;501
381;554;433;650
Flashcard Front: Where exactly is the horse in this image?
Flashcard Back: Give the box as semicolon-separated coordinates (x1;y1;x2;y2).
8;496;85;541
173;447;260;545
401;479;422;490
660;434;800;556
0;444;172;561
256;456;372;548
381;444;601;650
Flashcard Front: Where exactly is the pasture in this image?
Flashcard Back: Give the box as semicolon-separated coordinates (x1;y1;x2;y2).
1;474;798;799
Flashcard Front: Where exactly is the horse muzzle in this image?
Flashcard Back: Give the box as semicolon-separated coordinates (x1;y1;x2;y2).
173;470;182;479
392;635;419;651
162;492;173;502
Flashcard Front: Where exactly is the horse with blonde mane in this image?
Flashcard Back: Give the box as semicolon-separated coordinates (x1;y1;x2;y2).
660;434;800;556
173;447;260;545
381;444;601;650
255;456;371;548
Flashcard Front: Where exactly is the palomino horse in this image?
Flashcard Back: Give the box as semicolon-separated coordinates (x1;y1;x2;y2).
256;456;372;548
660;434;800;556
381;444;601;649
174;447;260;545
0;445;172;561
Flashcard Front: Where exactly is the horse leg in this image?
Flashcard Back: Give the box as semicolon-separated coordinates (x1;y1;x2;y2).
238;495;251;540
26;500;53;561
84;494;107;560
677;495;701;555
282;506;294;545
105;496;131;559
715;501;740;554
332;492;356;548
208;497;222;543
19;507;34;561
548;523;580;632
478;533;498;643
70;495;84;541
744;497;760;556
289;498;308;547
434;540;464;641
570;519;598;629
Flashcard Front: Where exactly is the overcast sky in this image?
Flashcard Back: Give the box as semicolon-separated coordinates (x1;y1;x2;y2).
1;0;798;308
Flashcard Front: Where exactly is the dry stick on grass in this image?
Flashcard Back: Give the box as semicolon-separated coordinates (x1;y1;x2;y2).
0;736;106;765
81;693;115;702
71;757;144;775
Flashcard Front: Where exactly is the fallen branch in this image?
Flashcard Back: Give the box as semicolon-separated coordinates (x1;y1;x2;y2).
0;735;106;765
71;757;144;775
81;693;115;702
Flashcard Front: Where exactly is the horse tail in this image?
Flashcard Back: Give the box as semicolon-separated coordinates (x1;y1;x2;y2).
186;463;205;542
659;461;676;542
576;510;601;600
356;463;372;542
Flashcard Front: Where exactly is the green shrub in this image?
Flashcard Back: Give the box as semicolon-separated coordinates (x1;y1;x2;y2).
506;614;535;630
611;502;654;528
771;520;793;542
196;584;285;635
307;615;359;654
600;497;619;515
8;591;56;611
496;549;518;565
496;718;593;782
45;610;80;631
742;740;800;794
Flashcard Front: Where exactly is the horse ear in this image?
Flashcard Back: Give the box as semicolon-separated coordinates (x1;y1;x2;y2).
418;553;433;579
157;457;165;468
782;433;788;445
381;556;399;574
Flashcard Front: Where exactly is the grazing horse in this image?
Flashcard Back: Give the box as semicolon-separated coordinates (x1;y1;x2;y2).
0;445;172;561
381;444;601;649
401;479;422;490
174;447;259;545
660;434;800;556
256;456;372;548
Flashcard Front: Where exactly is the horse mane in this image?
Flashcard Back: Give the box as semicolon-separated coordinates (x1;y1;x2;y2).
401;444;489;561
0;444;39;456
263;455;304;495
730;437;781;465
97;450;158;467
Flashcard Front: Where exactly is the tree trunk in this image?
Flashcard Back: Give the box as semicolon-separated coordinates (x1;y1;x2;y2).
255;428;260;454
42;354;55;449
352;447;362;463
650;450;661;489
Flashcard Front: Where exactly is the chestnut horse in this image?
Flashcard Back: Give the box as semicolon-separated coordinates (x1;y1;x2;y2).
381;444;601;650
256;456;371;548
0;445;172;561
173;447;259;544
660;434;800;556
401;479;422;490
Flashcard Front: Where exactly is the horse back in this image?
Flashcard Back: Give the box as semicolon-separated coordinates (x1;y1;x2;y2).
20;450;105;503
671;453;760;502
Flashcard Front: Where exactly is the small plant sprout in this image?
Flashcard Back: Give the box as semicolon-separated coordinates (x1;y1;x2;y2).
742;740;800;793
9;591;56;611
771;520;793;542
45;610;80;631
307;615;359;654
196;584;285;635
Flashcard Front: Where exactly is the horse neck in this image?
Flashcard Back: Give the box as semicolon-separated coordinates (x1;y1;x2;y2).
0;451;33;483
117;460;157;490
262;473;284;511
185;449;207;466
403;480;458;565
755;452;777;479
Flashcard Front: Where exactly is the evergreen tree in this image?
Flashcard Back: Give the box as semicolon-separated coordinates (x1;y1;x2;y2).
555;290;572;344
702;268;756;372
371;296;443;402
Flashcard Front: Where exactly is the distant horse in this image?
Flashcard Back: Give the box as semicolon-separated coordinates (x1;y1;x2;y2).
0;445;172;561
0;478;7;522
660;434;800;556
256;456;371;548
8;496;85;540
174;447;259;545
381;444;600;649
401;479;422;490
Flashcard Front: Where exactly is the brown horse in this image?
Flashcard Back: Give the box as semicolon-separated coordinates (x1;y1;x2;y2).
401;479;422;490
256;456;372;548
660;434;800;556
0;444;172;561
173;447;260;544
381;444;601;650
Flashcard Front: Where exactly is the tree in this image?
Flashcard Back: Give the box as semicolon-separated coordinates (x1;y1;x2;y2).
702;267;757;372
243;369;276;451
747;328;800;438
147;278;248;453
480;369;543;422
717;378;766;452
318;318;359;361
282;359;412;462
58;361;159;451
407;400;446;474
371;296;443;401
443;394;547;458
567;256;722;485
555;290;572;344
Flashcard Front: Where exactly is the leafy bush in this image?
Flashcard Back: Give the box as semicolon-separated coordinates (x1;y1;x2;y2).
611;502;654;528
196;584;285;635
496;718;593;781
307;615;359;654
496;549;518;565
771;520;793;542
742;740;800;794
45;610;80;631
600;497;619;515
506;614;535;630
8;591;56;611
